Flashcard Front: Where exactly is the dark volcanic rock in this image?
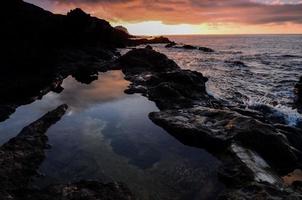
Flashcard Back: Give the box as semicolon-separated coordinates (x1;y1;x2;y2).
128;36;172;46
150;107;302;174
218;182;302;200
183;45;197;50
115;25;130;35
295;76;302;113
1;0;132;120
27;181;135;200
145;45;153;50
117;48;220;109
166;43;215;52
198;46;215;53
165;42;177;48
0;104;68;199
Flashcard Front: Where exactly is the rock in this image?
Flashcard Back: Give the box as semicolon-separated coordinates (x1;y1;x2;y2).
128;36;172;46
294;76;302;113
26;181;135;200
1;0;133;120
218;182;302;200
145;45;153;50
117;48;220;109
165;42;177;48
0;104;68;199
149;106;302;174
198;46;215;53
167;44;215;52
182;45;197;50
115;25;130;35
0;105;16;122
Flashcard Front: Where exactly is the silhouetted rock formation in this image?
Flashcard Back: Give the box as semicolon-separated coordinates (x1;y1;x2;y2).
165;43;215;52
117;48;220;109
115;25;130;35
0;0;171;121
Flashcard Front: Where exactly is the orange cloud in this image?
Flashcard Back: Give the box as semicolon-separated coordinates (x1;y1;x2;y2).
25;0;302;34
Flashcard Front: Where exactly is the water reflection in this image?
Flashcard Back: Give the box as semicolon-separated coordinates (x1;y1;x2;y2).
0;70;223;200
59;70;129;112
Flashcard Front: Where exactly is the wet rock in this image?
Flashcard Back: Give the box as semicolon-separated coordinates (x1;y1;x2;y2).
198;46;215;53
218;182;302;200
145;45;153;50
0;104;136;200
183;45;197;50
0;105;16;122
117;48;220;109
165;42;177;48
128;36;172;46
27;181;135;200
294;76;302;113
150;106;302;174
0;104;68;199
166;43;215;52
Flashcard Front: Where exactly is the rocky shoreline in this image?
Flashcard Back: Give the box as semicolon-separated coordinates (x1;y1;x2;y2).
1;1;302;199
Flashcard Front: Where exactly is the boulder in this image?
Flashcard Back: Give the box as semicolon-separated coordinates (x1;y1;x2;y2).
117;49;220;109
150;106;302;174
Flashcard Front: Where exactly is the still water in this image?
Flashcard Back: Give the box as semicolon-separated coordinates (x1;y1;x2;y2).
0;70;222;200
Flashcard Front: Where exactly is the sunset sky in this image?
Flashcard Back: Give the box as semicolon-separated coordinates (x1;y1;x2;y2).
25;0;302;35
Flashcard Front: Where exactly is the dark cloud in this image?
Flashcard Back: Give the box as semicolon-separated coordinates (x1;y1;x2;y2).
26;0;302;25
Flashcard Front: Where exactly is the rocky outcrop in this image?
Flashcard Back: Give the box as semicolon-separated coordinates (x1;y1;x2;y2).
115;25;130;35
1;1;172;121
165;43;215;53
295;76;302;113
0;104;68;199
128;36;172;46
149;106;302;174
117;48;221;109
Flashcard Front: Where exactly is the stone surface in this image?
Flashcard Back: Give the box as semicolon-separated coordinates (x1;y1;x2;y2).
149;106;302;174
117;48;220;109
295;76;302;113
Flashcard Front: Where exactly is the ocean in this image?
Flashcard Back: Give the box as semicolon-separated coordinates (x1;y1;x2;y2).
151;34;302;126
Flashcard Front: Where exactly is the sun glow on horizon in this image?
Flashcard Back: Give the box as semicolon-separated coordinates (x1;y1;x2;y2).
111;21;302;36
111;21;202;36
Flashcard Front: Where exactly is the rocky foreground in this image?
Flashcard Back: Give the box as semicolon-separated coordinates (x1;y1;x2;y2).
114;47;302;199
1;1;302;200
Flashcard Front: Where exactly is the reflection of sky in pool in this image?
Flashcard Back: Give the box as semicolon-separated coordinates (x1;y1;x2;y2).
0;71;223;200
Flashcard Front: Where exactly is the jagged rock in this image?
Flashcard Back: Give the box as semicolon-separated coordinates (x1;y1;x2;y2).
145;45;153;50
218;182;302;200
149;106;302;174
198;46;215;53
117;48;220;109
115;25;130;35
295;76;302;113
26;181;135;200
0;104;68;199
183;45;197;50
165;42;177;48
166;43;215;52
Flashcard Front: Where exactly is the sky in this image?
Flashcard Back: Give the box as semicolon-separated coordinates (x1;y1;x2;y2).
25;0;302;35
